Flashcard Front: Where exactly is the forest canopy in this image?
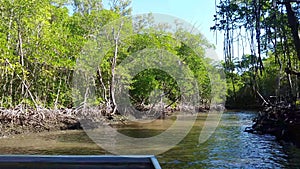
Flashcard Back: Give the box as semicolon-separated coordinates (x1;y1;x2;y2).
0;0;222;114
212;0;300;108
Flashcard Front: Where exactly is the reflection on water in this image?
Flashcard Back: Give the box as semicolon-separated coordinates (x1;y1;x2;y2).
0;112;299;168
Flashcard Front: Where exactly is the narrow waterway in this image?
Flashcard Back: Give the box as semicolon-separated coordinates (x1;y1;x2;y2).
158;112;300;168
0;111;299;168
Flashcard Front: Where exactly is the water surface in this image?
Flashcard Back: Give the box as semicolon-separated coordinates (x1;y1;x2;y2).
0;111;299;168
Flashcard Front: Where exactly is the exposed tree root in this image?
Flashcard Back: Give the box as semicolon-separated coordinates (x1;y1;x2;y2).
0;106;81;137
245;103;300;147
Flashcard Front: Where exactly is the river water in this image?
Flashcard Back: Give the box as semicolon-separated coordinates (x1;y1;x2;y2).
0;111;299;168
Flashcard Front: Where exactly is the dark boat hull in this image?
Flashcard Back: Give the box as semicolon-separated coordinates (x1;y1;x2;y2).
0;155;161;169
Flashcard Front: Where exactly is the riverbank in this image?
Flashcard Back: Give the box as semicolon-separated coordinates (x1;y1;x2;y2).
0;105;179;137
245;104;300;147
0;106;81;137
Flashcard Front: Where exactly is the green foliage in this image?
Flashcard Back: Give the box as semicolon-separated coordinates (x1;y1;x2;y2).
0;0;215;112
213;0;300;108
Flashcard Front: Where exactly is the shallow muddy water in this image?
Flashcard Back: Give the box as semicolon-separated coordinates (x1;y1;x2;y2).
0;111;299;168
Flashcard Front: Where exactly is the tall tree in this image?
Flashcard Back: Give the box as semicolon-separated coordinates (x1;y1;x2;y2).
212;0;300;105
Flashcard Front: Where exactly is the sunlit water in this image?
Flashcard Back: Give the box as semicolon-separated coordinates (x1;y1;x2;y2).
0;111;299;168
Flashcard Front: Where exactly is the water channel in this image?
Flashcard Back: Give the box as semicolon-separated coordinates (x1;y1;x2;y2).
0;111;299;168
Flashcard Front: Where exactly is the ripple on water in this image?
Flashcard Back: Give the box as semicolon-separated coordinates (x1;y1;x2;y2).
0;112;300;168
160;112;300;169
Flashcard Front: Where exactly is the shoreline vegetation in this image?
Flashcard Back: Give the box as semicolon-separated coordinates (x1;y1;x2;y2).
226;99;300;147
1;103;299;148
0;1;220;140
245;103;300;147
0;104;210;138
212;0;300;148
0;0;299;152
0;106;80;137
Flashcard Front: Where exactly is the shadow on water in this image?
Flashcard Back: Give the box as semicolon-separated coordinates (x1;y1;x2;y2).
159;112;300;169
0;112;299;168
56;132;95;144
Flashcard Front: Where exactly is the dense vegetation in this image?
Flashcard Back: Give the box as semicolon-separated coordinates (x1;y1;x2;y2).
0;0;299;113
0;0;299;146
213;0;300;146
0;0;220;116
212;0;300;109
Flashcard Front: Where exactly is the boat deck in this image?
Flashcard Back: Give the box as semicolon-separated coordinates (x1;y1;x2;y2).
0;155;161;169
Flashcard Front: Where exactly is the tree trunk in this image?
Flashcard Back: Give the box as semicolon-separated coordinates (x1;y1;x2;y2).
284;2;300;60
97;67;108;103
18;27;25;95
110;22;124;115
110;38;118;115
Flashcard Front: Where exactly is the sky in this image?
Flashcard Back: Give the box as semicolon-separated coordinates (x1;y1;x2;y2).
130;0;224;60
